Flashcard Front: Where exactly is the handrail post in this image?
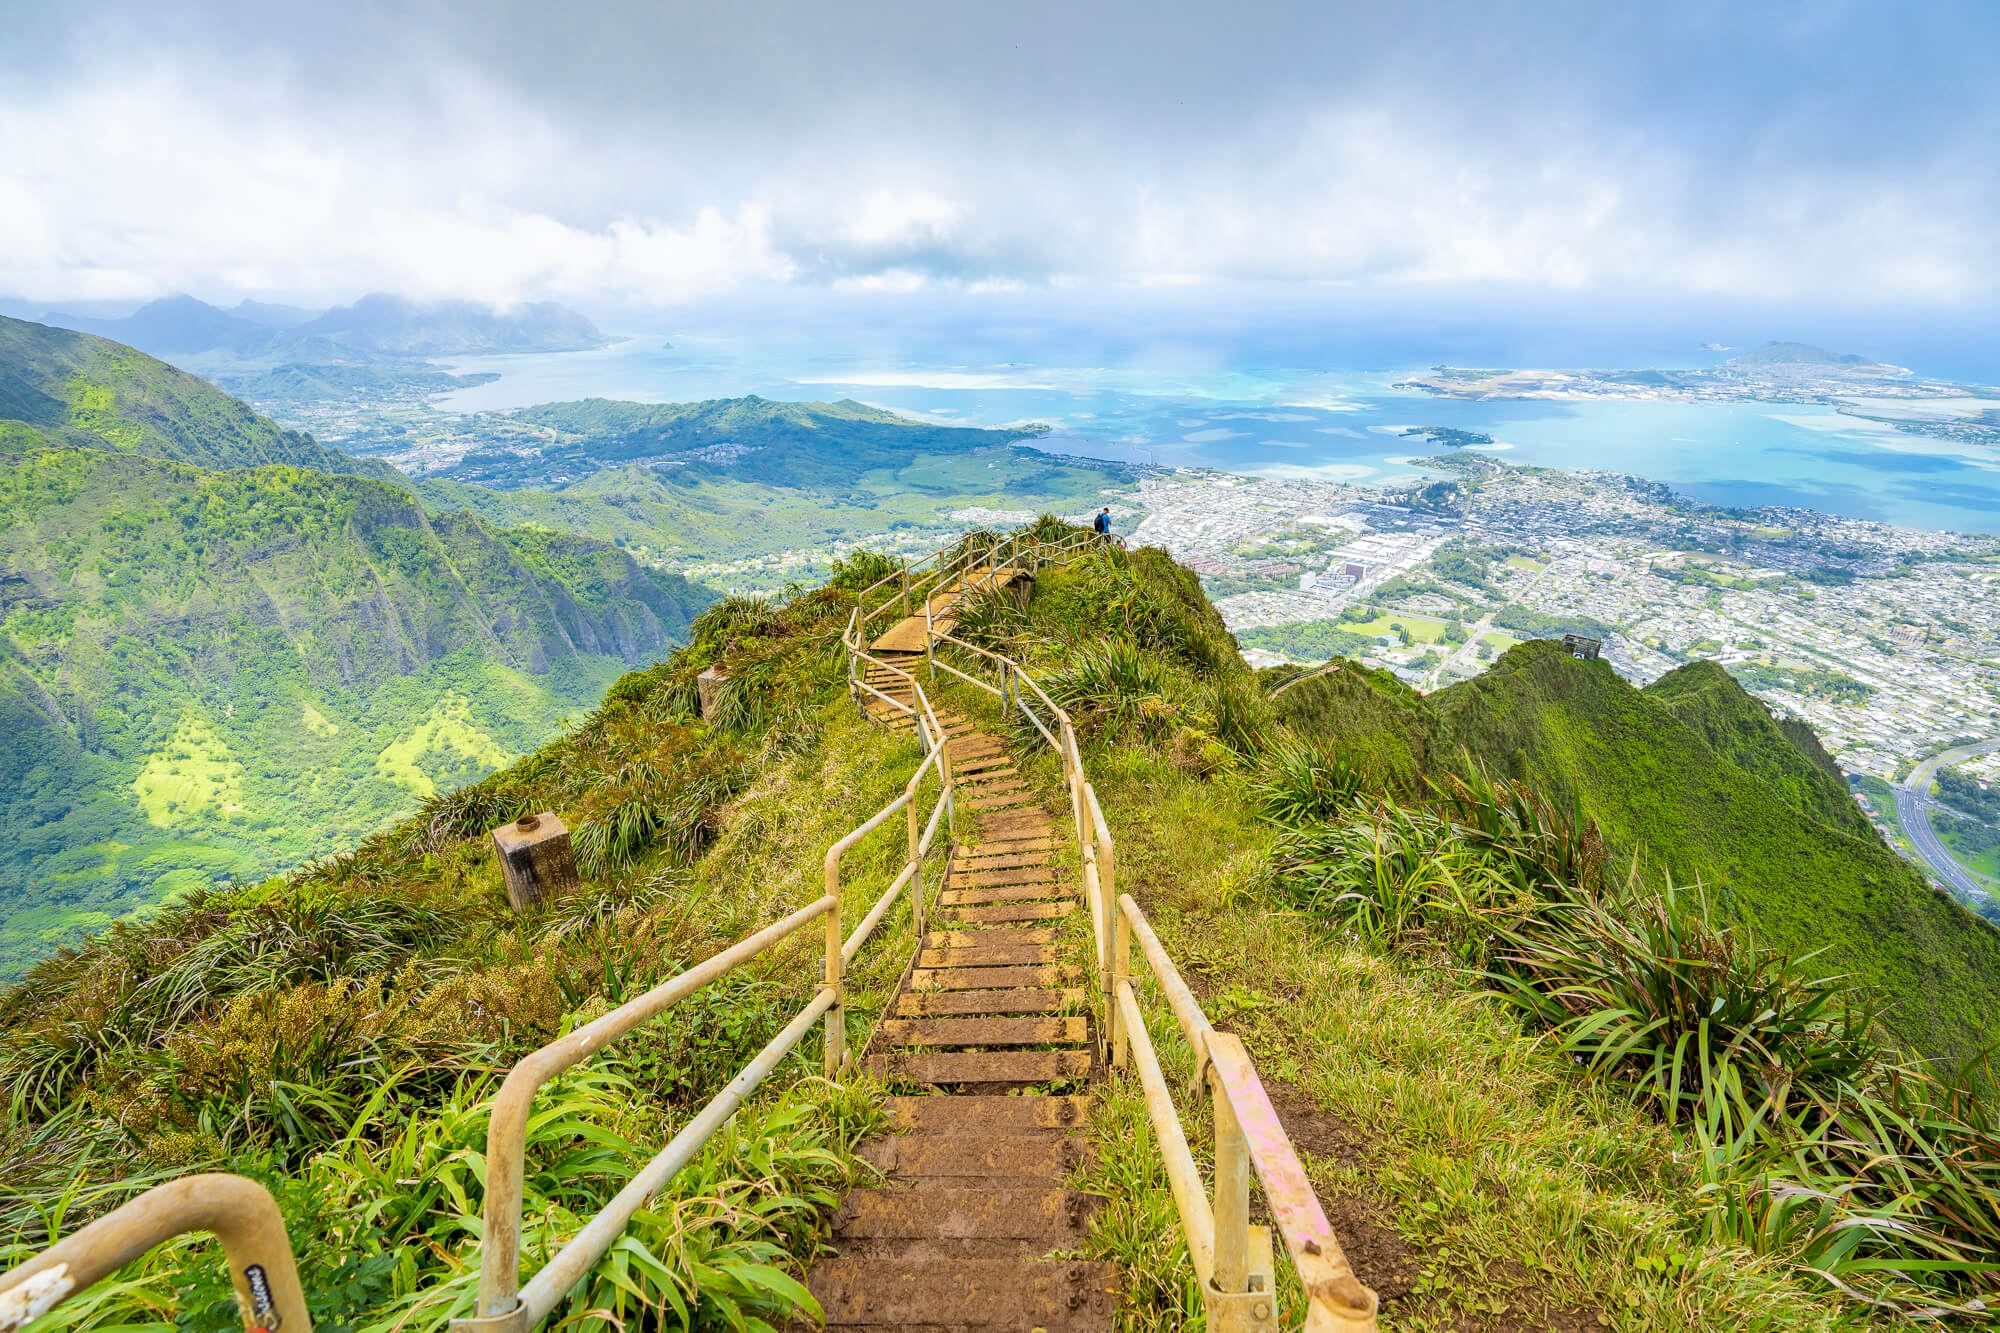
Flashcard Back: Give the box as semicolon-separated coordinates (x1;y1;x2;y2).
907;790;925;940
901;561;910;617
1097;815;1117;1057
1111;903;1132;1068
824;856;845;1078
1208;1084;1276;1331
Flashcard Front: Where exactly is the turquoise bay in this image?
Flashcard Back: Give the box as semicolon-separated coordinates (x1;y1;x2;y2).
436;339;2000;536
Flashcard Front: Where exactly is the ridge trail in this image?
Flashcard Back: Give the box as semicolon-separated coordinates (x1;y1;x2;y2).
804;640;1119;1328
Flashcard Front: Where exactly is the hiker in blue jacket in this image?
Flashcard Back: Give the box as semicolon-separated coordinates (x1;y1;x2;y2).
1093;507;1112;536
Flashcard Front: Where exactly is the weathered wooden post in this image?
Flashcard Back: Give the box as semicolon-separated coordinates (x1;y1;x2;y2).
492;812;577;912
823;850;846;1079
907;787;925;939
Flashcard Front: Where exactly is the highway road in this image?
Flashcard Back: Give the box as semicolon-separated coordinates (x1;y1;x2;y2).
1896;739;2000;904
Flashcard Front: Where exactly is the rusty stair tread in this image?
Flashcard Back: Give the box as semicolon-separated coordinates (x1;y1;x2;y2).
808;1256;1118;1327
917;943;1058;969
834;1186;1095;1241
975;810;1055;827
966;793;1039;811
869;1048;1093;1086
952;860;1064;880
951;754;1018;774
880;1015;1087;1048
958;841;1057;861
953;772;1022;788
909;964;1079;991
922;926;1055;947
950;848;1051;869
859;1131;1086;1181
941;883;1072;906
893;986;1083;1017
887;1095;1090;1132
942;901;1075;925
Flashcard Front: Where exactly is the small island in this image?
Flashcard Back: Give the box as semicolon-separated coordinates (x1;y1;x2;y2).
1401;425;1494;448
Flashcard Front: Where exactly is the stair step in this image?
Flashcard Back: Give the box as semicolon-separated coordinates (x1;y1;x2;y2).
952;755;1017;775
942;883;1070;906
944;900;1074;925
952;768;1024;788
976;812;1055;831
967;793;1038;812
880;1015;1087;1048
809;1256;1118;1327
918;943;1057;970
960;840;1057;861
923;927;1054;948
951;848;1051;871
910;965;1079;991
893;986;1083;1017
888;1095;1090;1133
869;1048;1093;1087
951;866;1060;888
859;1131;1085;1181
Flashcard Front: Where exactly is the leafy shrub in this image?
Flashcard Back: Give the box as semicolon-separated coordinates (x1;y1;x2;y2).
1043;640;1189;743
828;548;898;591
1253;742;1364;826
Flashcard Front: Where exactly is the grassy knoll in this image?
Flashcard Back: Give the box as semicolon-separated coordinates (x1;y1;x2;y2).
1274;641;2000;1061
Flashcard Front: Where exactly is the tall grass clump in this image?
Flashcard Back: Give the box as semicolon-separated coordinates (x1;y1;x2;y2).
1258;752;2000;1315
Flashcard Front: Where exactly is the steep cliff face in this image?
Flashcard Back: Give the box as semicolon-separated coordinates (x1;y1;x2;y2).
0;319;710;972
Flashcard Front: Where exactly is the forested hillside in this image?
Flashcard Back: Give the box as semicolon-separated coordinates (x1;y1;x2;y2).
0;319;709;972
445;394;1051;487
1274;642;2000;1055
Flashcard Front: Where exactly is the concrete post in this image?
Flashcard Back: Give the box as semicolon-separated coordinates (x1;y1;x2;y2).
696;664;729;718
491;813;577;911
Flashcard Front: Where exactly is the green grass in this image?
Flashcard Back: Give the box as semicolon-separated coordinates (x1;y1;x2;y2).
1339;611;1449;643
130;714;247;826
1073;752;1840;1329
370;692;512;798
1274;641;2000;1061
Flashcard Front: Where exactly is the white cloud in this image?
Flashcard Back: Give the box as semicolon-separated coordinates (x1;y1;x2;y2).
0;27;1993;311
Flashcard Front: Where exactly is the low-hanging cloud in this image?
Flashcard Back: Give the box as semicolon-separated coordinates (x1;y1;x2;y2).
1;1;1994;310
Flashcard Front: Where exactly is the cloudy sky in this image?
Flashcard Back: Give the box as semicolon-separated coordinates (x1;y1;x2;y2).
2;0;1996;314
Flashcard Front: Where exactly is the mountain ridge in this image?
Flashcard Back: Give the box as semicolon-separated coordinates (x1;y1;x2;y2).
36;292;608;361
1276;640;2000;1053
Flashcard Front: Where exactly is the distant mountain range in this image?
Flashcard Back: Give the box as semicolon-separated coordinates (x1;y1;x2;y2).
32;292;608;362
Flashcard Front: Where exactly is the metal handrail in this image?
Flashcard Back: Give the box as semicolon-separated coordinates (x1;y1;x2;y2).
456;622;957;1332
0;1175;312;1333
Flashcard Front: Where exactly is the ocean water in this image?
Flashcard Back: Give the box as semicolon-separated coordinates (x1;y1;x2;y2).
435;337;2000;536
